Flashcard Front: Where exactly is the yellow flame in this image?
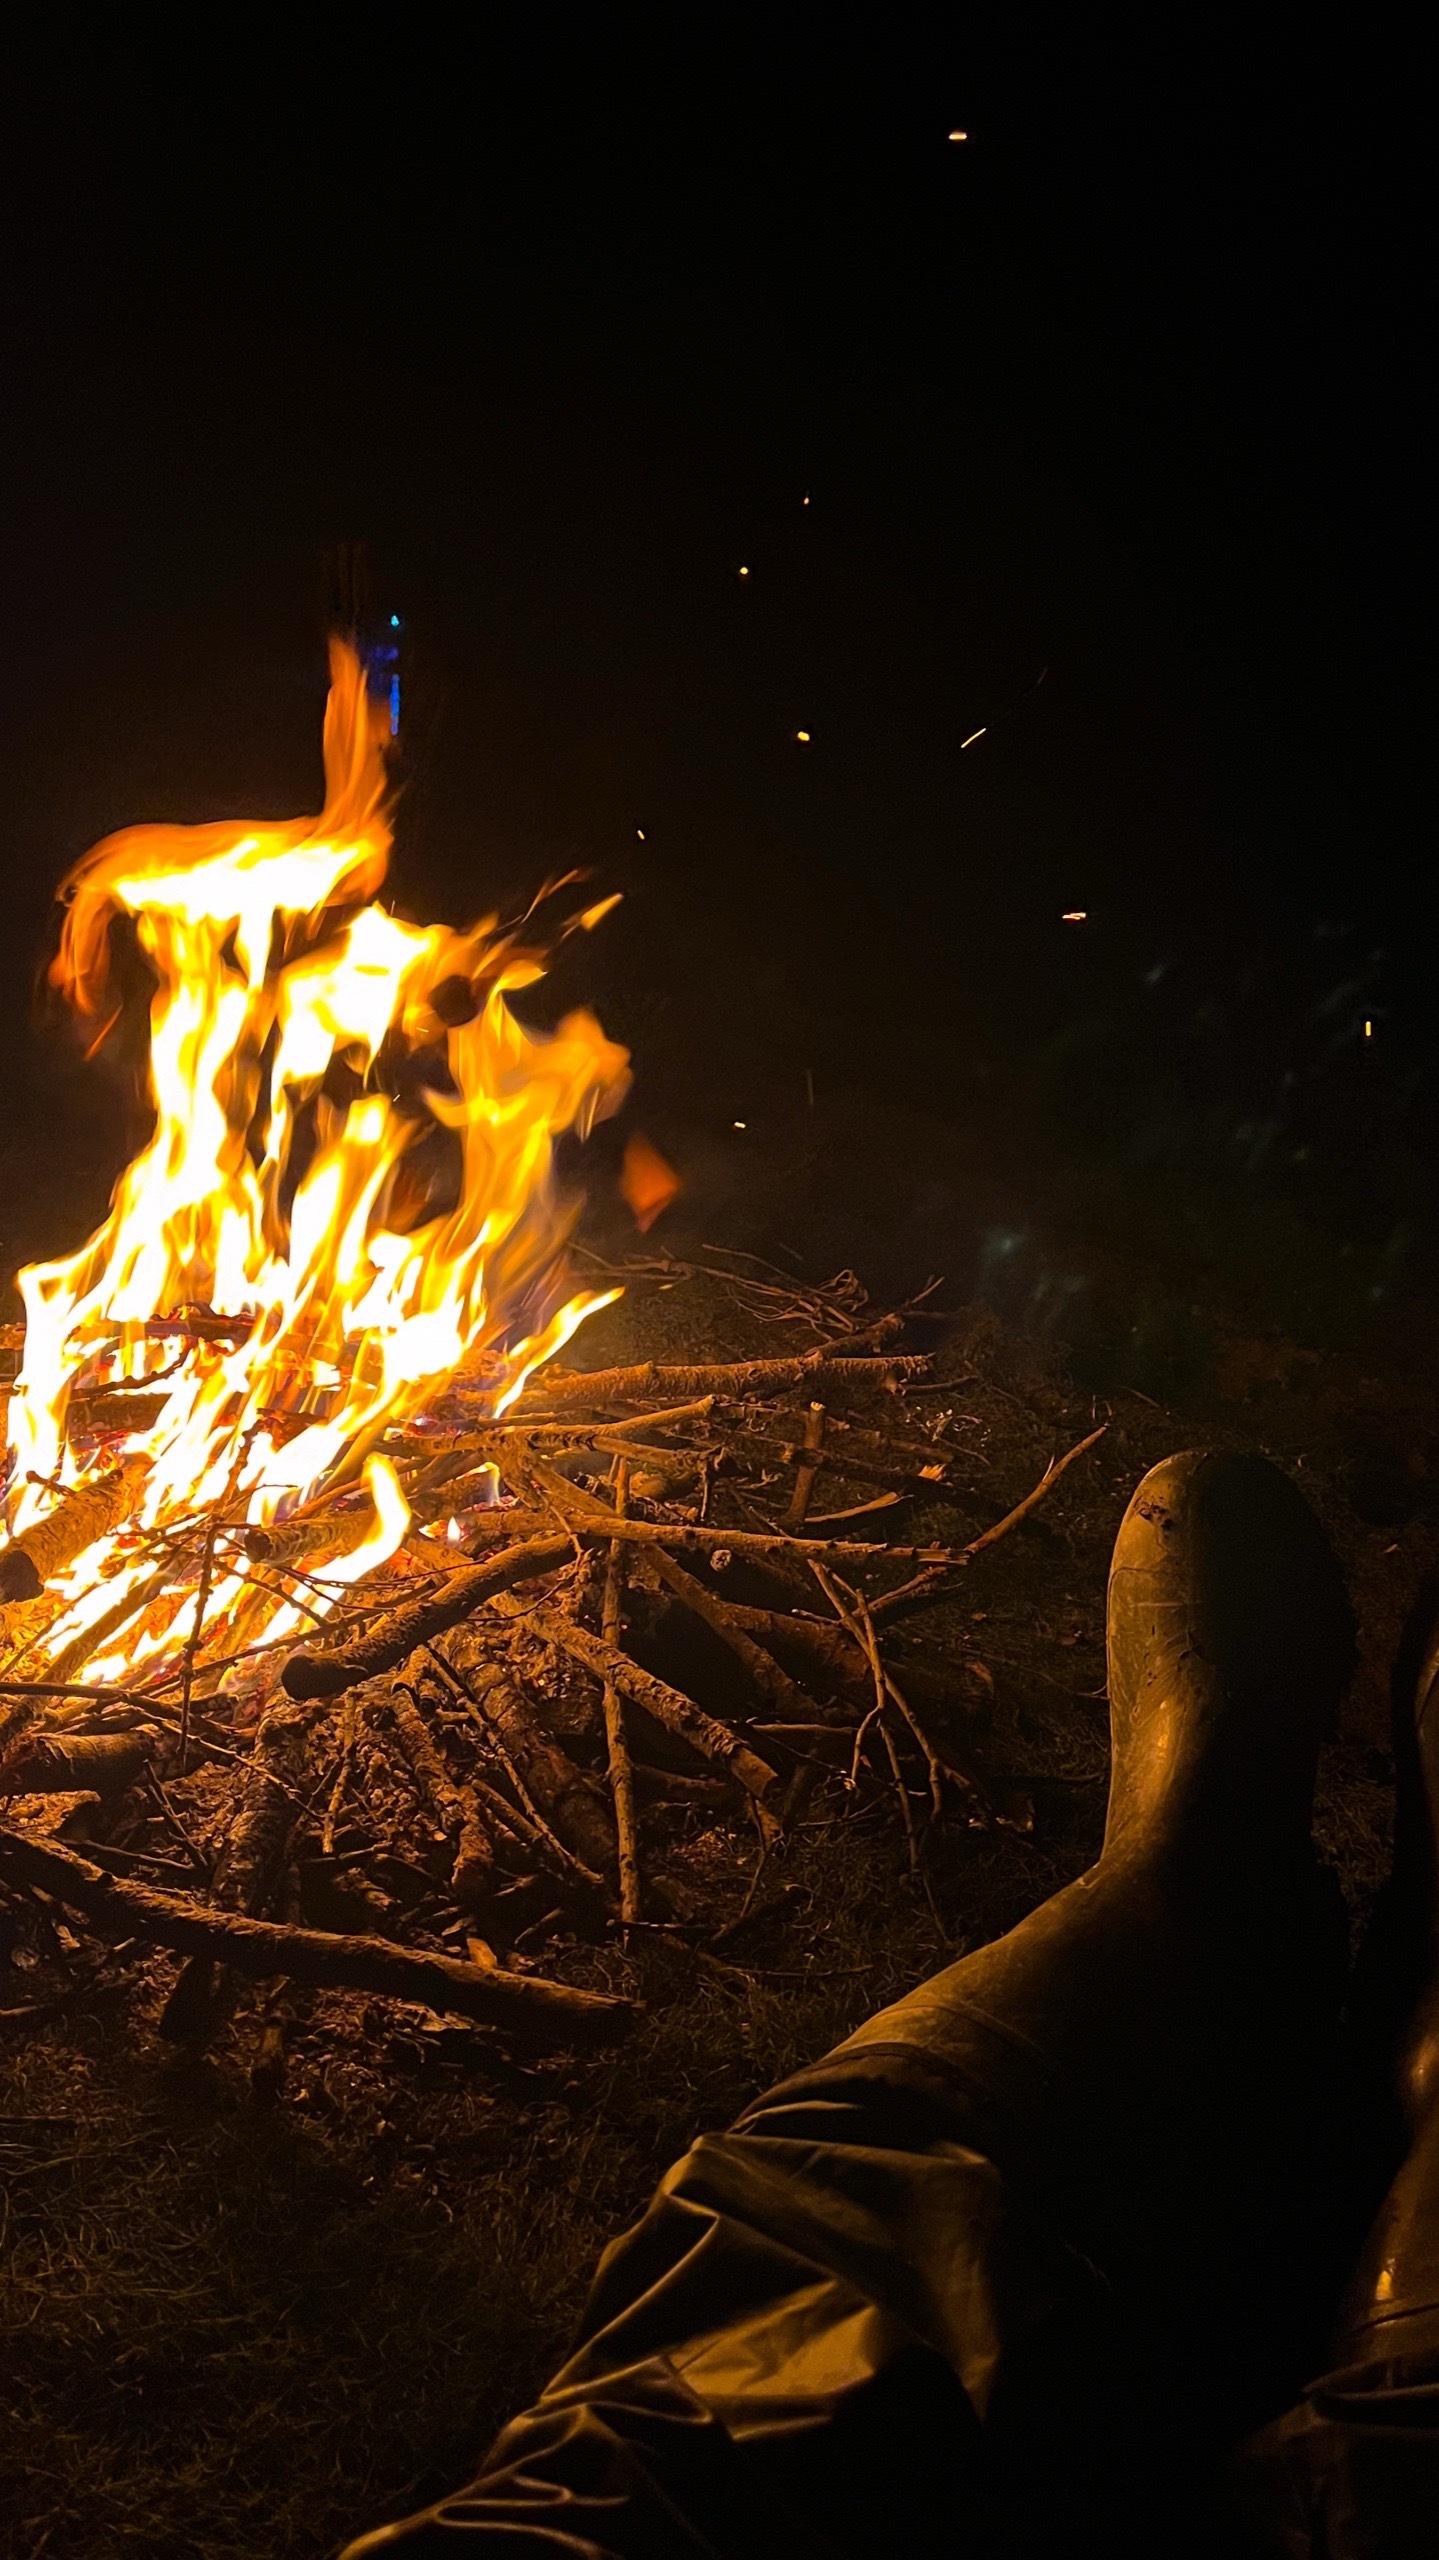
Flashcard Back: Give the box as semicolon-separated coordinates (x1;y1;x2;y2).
3;643;629;1678
315;1455;411;1588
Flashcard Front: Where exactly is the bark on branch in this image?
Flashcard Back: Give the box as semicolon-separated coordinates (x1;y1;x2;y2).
490;1597;780;1812
514;1353;930;1406
0;1821;633;2048
282;1536;577;1700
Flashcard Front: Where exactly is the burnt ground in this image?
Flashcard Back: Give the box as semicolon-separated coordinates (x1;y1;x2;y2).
2;1077;1437;2560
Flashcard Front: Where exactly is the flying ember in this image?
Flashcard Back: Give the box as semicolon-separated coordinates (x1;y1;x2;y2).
0;642;629;1691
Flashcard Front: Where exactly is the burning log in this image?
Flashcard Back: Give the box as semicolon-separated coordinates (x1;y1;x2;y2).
281;1536;578;1700
0;1458;145;1603
72;1390;169;1435
43;1558;179;1687
516;1352;931;1406
0;1821;634;2048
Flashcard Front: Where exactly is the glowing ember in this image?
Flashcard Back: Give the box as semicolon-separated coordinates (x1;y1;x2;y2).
1;642;630;1687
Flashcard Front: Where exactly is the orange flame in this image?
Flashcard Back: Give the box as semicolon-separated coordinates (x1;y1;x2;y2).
2;644;629;1679
620;1132;682;1233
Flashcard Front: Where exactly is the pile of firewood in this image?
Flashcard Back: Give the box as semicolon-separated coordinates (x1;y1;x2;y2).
0;1294;1104;2058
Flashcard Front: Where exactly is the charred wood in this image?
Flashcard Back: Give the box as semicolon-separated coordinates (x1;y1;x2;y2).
0;1728;164;1795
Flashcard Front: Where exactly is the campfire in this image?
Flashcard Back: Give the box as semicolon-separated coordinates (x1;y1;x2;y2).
0;647;1102;2059
1;640;628;1688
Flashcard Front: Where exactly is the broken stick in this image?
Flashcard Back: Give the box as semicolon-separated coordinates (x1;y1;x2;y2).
431;1634;616;1885
463;1505;957;1571
783;1402;826;1530
520;1457;819;1733
642;1550;819;1726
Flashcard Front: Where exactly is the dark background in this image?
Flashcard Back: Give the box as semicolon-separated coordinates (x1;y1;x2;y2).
0;16;1429;1294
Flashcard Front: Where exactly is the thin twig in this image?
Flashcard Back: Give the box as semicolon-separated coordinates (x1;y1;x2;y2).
601;1459;641;1929
321;1701;358;1857
847;1700;886;1789
869;1425;1107;1621
178;1519;219;1776
877;1713;920;1875
885;1673;946;1826
142;1772;210;1882
783;1402;826;1530
810;1559;941;1847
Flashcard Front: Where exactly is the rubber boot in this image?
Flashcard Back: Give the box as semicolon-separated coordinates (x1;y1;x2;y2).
1230;1583;1439;2555
339;1454;1354;2559
765;1450;1356;2422
1333;1576;1439;2366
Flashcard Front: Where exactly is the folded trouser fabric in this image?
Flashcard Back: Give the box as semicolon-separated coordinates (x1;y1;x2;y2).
341;2013;1141;2559
343;1452;1365;2559
1233;2308;1439;2560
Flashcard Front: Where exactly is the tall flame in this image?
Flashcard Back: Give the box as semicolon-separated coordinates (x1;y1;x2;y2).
1;644;628;1679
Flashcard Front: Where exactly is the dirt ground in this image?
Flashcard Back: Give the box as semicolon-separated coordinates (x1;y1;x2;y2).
2;1080;1435;2560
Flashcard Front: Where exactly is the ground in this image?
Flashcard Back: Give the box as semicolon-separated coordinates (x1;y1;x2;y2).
2;1080;1434;2560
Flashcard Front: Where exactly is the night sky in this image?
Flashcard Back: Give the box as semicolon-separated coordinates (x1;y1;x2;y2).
0;21;1428;1251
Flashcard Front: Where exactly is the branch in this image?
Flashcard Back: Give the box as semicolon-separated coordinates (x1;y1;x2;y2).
492;1597;780;1813
0;1821;633;2050
513;1352;930;1405
282;1535;577;1699
869;1426;1107;1622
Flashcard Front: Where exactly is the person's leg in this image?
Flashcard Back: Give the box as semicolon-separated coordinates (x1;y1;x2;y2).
341;1454;1354;2558
1235;1589;1439;2558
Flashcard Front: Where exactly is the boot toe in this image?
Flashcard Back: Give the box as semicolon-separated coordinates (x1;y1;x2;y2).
1104;1450;1355;1851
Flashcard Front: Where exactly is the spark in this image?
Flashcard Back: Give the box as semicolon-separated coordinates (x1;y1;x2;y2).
948;130;968;142
960;726;987;749
1062;911;1088;924
636;829;645;840
733;1120;746;1130
1364;1018;1374;1039
738;565;750;577
795;730;811;744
